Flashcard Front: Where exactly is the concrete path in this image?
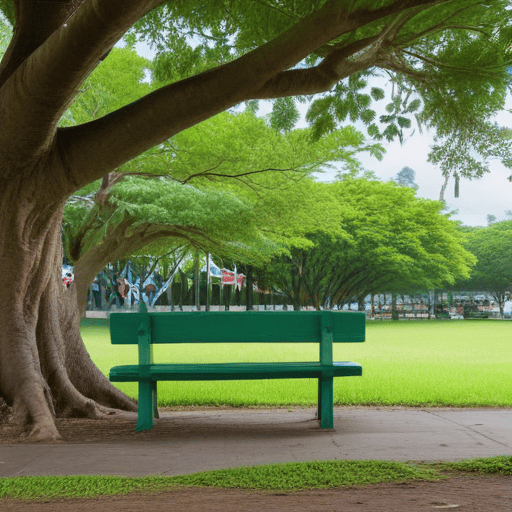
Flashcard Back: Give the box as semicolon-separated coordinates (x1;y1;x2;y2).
0;407;510;477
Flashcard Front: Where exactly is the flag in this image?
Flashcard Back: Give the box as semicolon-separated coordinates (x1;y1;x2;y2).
236;274;245;291
221;269;235;285
201;255;223;278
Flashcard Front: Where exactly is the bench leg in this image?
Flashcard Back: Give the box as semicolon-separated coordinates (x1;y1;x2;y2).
318;375;334;429
153;381;159;420
136;379;155;432
317;379;322;420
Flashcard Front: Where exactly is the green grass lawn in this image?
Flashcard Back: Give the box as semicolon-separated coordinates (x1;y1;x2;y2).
1;456;510;501
81;318;512;407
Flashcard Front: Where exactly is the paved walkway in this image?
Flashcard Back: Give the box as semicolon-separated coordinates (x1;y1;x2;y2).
0;407;510;477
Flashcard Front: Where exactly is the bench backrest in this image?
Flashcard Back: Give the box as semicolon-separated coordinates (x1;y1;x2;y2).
110;311;365;345
110;311;364;366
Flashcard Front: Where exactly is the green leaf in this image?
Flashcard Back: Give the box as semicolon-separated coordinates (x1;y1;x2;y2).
379;114;395;124
382;124;400;142
360;109;376;124
405;99;421;113
367;124;381;139
397;117;412;129
269;97;300;133
370;87;385;101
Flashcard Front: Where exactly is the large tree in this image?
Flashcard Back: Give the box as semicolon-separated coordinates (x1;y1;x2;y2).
0;0;510;441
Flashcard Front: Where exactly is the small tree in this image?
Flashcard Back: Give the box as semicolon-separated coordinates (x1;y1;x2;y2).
455;220;512;317
394;166;418;190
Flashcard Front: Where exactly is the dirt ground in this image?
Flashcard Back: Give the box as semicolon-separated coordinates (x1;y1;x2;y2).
1;409;511;511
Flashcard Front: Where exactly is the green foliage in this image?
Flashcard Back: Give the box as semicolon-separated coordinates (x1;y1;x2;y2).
306;71;380;140
0;460;440;500
2;455;509;501
269;97;300;133
61;47;151;127
428;121;512;179
0;0;13;26
436;456;512;476
0;11;10;55
260;178;475;308
454;219;512;307
57;1;511;281
132;0;512;178
63;107;381;268
62;43;385;272
65;177;273;265
170;460;440;490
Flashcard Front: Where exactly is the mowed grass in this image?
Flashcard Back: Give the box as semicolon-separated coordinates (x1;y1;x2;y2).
81;318;512;407
0;461;441;500
1;456;510;501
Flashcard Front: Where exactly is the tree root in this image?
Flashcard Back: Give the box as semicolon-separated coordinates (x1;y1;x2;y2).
0;396;12;424
27;420;62;442
58;397;119;419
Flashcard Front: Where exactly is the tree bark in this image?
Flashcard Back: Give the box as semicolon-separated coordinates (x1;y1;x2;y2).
0;174;136;440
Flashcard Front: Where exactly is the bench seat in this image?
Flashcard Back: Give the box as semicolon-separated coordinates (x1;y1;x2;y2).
110;361;362;382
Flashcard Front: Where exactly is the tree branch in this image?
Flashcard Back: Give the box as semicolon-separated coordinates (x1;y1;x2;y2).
182;167;298;184
0;0;160;166
50;0;440;193
0;0;84;88
402;49;497;74
394;0;486;47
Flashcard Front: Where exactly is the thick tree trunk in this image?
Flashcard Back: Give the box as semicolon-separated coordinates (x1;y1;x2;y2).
0;176;136;441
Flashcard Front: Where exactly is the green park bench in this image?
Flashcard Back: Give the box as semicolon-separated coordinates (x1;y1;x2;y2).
108;310;365;432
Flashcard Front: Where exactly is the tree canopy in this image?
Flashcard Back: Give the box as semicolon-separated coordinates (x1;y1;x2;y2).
259;178;475;310
454;219;512;316
134;0;512;180
62;46;383;312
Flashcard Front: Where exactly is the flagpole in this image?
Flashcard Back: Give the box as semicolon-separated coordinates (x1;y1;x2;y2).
194;251;200;311
206;253;211;312
233;264;237;308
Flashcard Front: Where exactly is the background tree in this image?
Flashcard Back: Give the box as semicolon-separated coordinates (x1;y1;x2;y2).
261;179;475;310
0;0;510;441
394;166;418;190
454;220;512;317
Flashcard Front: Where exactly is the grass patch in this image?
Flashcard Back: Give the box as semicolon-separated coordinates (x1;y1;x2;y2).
434;455;512;475
169;459;440;490
0;475;174;501
0;460;441;501
3;456;509;502
81;319;512;408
